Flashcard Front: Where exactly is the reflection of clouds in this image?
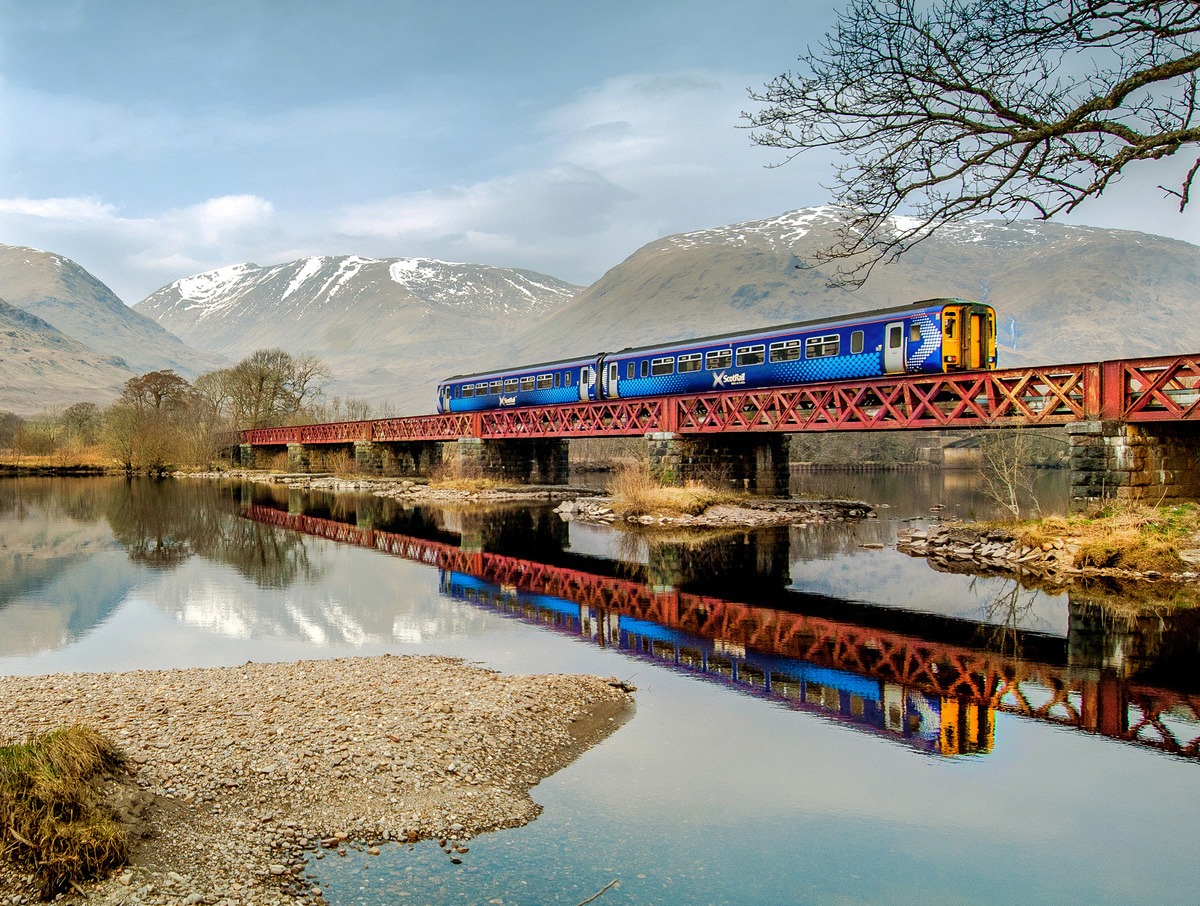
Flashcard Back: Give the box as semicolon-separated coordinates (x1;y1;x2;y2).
147;541;497;647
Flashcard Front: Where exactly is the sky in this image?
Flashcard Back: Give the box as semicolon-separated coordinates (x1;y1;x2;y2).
2;0;1199;304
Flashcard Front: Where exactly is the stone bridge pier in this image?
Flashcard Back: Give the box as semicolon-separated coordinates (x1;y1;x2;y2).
1069;420;1200;511
455;438;570;484
353;440;444;477
646;433;790;496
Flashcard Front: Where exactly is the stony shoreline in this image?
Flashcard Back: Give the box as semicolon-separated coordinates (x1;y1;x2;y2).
0;656;634;906
555;496;875;528
897;524;1200;585
179;469;603;506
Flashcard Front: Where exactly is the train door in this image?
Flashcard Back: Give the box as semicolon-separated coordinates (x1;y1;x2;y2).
884;321;905;373
967;312;983;369
579;366;590;401
608;361;620;398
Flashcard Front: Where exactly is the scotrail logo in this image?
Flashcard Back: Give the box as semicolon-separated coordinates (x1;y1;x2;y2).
499;395;517;406
712;371;746;387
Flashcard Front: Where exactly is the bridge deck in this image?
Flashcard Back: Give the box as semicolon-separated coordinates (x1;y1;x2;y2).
236;353;1200;446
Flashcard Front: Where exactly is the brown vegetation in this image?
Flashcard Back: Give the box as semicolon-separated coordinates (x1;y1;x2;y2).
606;462;741;517
987;502;1200;575
0;726;128;899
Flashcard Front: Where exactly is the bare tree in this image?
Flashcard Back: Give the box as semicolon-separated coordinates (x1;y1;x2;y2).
746;0;1200;284
978;429;1040;518
222;349;331;429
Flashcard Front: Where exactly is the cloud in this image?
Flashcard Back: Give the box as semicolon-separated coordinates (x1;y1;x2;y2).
0;195;119;221
0;192;279;301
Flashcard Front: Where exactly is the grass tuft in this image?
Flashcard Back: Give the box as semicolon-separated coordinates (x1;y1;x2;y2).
972;502;1200;575
606;463;741;517
0;726;129;899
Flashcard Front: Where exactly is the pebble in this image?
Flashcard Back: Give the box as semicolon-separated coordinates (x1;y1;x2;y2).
0;655;634;905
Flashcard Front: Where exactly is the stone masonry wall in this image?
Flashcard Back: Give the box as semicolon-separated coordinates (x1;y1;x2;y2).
647;433;791;496
456;438;569;484
1069;420;1200;511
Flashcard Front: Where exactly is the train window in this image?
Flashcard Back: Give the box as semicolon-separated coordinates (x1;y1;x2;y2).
851;330;864;354
536;374;553;390
805;335;840;358
454;386;460;398
769;340;801;363
707;349;732;370
627;362;635;379
910;323;921;343
641;360;649;378
520;376;535;391
609;363;618;382
736;344;765;366
462;384;474;398
678;353;702;373
889;325;903;349
944;314;957;338
564;371;572;387
476;382;488;394
490;380;502;394
555;372;561;388
651;356;675;376
504;378;518;393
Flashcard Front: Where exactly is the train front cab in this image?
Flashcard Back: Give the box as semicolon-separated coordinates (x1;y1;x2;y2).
940;301;996;372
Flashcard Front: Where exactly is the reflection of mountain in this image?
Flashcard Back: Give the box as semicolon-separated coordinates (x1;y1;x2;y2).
0;479;139;656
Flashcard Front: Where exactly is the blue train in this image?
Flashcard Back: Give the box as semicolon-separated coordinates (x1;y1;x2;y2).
437;298;997;413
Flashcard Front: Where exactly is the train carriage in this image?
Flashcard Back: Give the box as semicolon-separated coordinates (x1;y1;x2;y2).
437;298;995;413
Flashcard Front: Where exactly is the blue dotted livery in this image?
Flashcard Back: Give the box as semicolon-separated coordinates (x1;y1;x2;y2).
437;298;997;413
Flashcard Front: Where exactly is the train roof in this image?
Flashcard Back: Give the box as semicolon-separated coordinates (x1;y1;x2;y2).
439;298;986;383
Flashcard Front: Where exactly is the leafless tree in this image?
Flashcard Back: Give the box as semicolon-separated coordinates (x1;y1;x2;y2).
225;349;330;429
978;428;1040;518
746;0;1200;285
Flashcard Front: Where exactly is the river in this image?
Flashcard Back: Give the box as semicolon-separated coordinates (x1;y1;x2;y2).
1;471;1198;905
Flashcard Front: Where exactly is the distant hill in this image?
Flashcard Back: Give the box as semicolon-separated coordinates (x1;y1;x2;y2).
0;298;132;414
135;255;583;412
494;208;1200;372
0;245;227;379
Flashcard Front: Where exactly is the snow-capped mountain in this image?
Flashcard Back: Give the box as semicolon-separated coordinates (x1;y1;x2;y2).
498;207;1200;371
135;255;582;412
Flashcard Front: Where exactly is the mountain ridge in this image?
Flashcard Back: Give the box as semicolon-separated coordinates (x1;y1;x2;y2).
0;245;227;378
135;255;584;411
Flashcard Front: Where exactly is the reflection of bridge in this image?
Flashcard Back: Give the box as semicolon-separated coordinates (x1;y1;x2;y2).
228;354;1200;504
244;504;1200;760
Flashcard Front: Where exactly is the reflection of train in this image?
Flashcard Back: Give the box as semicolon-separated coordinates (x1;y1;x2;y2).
437;299;997;413
440;570;994;756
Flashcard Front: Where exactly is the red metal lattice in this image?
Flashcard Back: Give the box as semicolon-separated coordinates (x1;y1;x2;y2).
231;353;1200;446
244;505;1200;758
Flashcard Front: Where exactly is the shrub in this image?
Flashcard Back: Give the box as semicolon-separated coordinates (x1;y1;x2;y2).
0;726;129;898
607;463;740;517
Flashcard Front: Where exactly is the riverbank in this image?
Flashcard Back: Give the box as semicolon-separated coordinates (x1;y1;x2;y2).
556;495;875;528
897;503;1200;587
0;656;634;905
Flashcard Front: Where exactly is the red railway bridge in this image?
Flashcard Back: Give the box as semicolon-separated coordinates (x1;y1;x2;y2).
227;353;1200;508
244;503;1200;761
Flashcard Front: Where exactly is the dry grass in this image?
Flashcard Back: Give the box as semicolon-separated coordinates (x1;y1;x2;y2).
606;463;742;517
0;447;112;469
979;501;1200;574
428;456;500;491
0;726;129;899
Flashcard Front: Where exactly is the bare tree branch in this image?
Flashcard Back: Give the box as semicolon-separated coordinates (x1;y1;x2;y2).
745;0;1200;285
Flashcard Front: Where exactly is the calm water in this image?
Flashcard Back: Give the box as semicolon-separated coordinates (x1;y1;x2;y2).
2;474;1199;905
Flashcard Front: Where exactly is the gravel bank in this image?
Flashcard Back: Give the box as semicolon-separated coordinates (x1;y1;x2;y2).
556;496;874;529
0;656;634;905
